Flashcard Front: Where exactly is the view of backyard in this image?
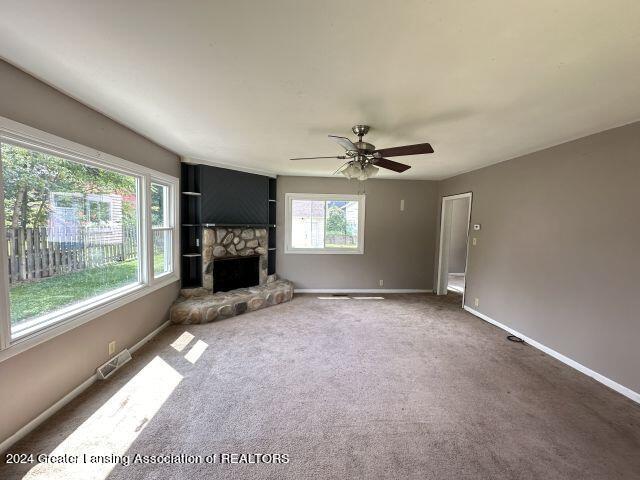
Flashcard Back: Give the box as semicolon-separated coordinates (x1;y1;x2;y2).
1;141;160;330
9;258;139;324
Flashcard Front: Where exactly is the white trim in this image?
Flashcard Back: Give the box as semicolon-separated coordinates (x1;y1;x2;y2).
0;149;9;350
181;156;277;178
129;319;171;354
0;115;180;361
463;306;640;404
436;192;472;297
284;193;366;255
0;275;178;363
295;289;432;293
0;319;171;455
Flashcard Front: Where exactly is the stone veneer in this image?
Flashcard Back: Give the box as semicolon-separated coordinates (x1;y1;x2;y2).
202;227;268;291
170;277;294;324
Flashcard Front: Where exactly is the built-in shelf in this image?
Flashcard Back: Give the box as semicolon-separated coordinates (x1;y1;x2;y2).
182;253;202;258
268;248;276;251
268;199;276;203
182;191;201;196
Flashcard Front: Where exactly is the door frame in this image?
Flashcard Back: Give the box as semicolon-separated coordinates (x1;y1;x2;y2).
436;192;473;302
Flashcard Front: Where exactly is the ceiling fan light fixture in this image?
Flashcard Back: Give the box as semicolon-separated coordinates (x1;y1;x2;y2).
340;161;379;181
341;162;362;179
363;164;379;178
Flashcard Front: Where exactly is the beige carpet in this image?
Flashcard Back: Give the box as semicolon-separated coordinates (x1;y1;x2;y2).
1;293;639;479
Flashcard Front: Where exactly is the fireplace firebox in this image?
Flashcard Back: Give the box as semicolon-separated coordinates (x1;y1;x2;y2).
212;255;260;292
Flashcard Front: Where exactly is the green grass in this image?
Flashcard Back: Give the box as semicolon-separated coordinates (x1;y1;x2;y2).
9;259;139;325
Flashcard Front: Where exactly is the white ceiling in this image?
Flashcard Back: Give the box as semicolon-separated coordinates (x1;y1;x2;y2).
1;1;639;179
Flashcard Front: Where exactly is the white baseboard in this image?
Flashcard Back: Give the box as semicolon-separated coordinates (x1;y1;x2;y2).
129;320;171;355
295;288;432;294
0;320;171;454
463;306;640;404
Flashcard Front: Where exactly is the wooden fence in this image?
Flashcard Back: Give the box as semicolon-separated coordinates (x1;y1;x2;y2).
325;234;357;246
5;226;137;284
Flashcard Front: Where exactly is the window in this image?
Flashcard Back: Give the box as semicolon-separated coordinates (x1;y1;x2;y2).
0;115;179;355
151;183;173;277
285;193;365;254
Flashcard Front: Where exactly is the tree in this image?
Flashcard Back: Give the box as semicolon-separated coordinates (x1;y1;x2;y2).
1;143;136;229
326;206;347;235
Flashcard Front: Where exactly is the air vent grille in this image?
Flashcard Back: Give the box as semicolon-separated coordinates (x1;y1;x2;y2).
96;349;132;380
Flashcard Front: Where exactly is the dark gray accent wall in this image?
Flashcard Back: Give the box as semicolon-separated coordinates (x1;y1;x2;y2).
437;121;640;393
200;165;269;225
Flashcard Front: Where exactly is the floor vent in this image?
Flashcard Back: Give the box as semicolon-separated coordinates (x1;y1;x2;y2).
97;349;132;380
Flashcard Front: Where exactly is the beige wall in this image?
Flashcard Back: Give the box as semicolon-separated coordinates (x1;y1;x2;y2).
437;121;640;393
0;60;181;444
276;176;438;290
447;197;470;274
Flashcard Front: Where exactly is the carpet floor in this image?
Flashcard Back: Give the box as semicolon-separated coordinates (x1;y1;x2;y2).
1;293;639;480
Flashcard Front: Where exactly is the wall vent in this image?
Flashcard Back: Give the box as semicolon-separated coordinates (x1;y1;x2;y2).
96;349;132;380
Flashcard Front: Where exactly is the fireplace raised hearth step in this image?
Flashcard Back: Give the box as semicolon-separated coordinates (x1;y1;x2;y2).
170;278;294;325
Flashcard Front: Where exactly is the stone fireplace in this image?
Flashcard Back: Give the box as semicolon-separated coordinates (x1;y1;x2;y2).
202;227;268;291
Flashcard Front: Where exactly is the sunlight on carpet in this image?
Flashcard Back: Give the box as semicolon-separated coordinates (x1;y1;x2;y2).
23;356;182;480
170;331;195;352
184;340;208;364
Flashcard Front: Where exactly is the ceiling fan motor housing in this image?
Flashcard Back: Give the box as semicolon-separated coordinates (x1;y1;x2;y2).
354;141;375;153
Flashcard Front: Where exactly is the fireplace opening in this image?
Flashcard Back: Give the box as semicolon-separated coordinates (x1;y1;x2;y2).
212;254;260;293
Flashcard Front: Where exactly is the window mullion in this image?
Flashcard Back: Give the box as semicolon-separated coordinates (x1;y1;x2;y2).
140;174;152;286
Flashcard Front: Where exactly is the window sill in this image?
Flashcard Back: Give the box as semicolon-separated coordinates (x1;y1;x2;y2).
0;274;179;363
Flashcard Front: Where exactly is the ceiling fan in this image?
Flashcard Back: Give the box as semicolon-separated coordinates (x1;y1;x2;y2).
290;125;434;180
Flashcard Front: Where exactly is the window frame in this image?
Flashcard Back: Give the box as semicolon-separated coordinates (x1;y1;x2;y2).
0;115;179;362
149;181;176;279
284;192;366;255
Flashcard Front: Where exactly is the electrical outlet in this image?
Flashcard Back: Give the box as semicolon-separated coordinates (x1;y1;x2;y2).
472;237;477;246
400;199;405;211
379;279;384;287
108;341;116;356
474;298;479;307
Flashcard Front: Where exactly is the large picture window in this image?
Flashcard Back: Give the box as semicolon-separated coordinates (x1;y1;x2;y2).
284;193;365;254
0;116;179;354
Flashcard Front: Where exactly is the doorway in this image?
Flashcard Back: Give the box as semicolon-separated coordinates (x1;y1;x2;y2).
436;193;472;302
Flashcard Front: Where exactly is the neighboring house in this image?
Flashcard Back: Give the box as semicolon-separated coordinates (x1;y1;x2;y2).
48;192;124;244
344;201;358;237
291;199;325;248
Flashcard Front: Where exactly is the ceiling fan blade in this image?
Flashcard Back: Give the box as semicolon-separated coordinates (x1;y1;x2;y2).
332;161;350;175
374;143;434;157
373;157;411;173
290;155;346;161
328;135;357;152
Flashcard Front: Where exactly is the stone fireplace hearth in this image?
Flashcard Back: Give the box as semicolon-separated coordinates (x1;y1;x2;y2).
172;226;293;325
202;227;268;291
